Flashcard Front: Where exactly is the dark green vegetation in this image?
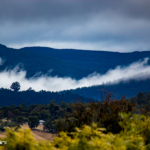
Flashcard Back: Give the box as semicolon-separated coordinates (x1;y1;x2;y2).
56;91;150;134
0;43;150;99
10;82;21;92
2;113;150;149
21;46;150;76
0;100;73;132
65;79;150;100
0;44;93;79
0;88;93;107
28;116;39;129
0;120;20;131
0;91;149;133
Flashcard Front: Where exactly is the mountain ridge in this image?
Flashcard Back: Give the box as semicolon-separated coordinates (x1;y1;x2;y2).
0;44;7;49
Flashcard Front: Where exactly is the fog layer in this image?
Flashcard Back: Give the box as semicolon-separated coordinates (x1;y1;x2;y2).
0;58;149;91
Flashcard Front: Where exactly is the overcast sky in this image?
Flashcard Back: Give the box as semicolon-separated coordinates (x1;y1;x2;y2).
0;0;150;52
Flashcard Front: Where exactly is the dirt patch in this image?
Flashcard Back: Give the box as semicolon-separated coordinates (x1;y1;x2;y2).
21;123;57;141
21;124;44;130
0;132;6;139
32;130;56;141
21;123;29;129
32;131;46;141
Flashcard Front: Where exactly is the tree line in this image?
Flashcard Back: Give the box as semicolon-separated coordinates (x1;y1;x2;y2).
0;86;93;107
0;90;150;133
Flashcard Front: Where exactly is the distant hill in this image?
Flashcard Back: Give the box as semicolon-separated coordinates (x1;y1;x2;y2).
61;79;150;100
0;45;92;79
21;46;150;76
0;44;7;49
0;44;150;102
1;44;150;79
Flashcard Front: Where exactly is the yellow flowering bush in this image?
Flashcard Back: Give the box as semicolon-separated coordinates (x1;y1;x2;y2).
0;128;53;150
0;113;150;150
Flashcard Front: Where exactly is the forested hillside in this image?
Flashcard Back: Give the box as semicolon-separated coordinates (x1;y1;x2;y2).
63;79;150;100
0;88;93;107
0;44;92;79
1;43;150;79
1;44;150;99
21;46;150;74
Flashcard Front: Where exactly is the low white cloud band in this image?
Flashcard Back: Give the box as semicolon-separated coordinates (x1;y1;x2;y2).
0;57;149;92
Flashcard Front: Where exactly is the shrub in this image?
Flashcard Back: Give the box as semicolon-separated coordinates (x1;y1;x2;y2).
0;121;20;132
28;116;39;129
56;96;135;133
16;116;25;125
1;113;150;150
0;128;52;150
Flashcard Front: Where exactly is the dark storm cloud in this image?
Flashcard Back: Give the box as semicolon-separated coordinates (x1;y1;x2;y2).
1;0;150;22
0;0;150;51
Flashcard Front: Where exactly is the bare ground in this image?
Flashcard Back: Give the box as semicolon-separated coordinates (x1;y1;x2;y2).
0;124;57;141
0;132;6;139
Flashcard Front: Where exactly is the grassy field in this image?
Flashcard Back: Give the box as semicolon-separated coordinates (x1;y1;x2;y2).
0;123;57;141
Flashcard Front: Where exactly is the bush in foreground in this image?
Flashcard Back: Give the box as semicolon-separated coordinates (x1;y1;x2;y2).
0;113;150;150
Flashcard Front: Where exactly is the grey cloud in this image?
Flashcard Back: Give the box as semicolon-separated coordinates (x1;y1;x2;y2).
0;0;150;51
0;0;150;22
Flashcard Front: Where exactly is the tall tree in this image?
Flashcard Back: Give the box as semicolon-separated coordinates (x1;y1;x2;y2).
28;116;39;129
10;82;21;92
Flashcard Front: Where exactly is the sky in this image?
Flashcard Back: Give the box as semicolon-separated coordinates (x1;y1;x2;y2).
0;0;150;52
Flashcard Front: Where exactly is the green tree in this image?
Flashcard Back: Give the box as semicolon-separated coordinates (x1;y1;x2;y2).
28;116;39;129
43;117;56;132
16;116;24;125
10;81;21;92
0;110;3;119
40;109;50;120
7;110;15;120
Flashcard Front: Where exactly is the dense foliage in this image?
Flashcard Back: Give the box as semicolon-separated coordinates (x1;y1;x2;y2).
56;93;135;133
22;45;150;76
0;88;149;149
28;116;39;129
0;88;93;106
0;90;150;132
0;121;20;132
66;79;150;100
0;100;73;131
1;113;150;149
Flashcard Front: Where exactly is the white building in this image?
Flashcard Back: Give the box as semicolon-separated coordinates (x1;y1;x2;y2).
39;120;45;125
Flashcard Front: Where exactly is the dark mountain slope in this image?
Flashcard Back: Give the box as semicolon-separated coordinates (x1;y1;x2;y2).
20;46;150;100
0;44;7;49
61;79;150;100
21;47;150;74
0;46;93;79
